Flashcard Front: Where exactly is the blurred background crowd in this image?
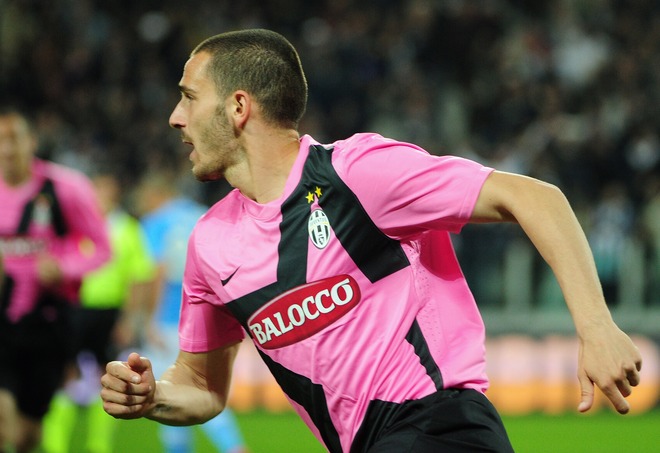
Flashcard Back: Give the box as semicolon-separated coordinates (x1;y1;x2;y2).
1;0;658;318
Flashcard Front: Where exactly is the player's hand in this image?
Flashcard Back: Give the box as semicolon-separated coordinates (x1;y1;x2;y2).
101;352;156;419
577;322;642;414
36;254;64;286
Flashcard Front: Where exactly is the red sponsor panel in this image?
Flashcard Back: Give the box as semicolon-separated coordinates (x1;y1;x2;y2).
248;274;361;349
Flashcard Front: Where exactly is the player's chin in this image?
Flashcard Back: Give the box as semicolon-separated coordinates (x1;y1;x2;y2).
193;166;224;182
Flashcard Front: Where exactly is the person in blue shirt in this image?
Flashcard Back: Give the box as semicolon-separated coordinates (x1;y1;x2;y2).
137;171;249;453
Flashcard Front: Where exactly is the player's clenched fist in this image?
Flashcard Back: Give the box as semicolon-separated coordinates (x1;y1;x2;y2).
101;352;156;419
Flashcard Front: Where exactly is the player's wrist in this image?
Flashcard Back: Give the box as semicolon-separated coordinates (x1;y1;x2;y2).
145;380;172;420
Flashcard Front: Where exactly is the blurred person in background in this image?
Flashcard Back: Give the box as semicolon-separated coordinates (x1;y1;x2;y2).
41;169;156;453
0;107;111;453
588;181;635;306
640;178;660;305
100;30;641;453
2;2;658;313
136;170;249;453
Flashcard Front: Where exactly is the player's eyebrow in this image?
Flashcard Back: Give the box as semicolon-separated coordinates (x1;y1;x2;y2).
179;84;197;95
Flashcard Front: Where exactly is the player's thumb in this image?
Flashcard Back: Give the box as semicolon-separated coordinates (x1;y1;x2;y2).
577;372;594;413
127;352;152;377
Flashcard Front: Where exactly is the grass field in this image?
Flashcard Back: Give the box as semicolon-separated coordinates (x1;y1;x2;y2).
76;408;660;453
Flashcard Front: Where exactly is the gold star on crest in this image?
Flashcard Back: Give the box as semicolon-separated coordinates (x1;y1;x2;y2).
306;186;323;203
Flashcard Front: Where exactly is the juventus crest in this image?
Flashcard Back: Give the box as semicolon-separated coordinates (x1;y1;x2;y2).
308;208;331;249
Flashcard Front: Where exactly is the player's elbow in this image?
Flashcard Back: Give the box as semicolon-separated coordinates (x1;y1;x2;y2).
192;392;227;424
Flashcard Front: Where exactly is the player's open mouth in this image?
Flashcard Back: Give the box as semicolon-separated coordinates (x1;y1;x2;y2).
181;132;193;146
182;138;194;152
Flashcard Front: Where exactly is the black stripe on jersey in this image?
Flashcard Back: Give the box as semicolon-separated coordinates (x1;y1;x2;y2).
307;144;410;283
258;349;342;453
226;144;410;326
224;144;413;450
405;319;443;391
17;178;67;236
222;187;313;324
349;320;445;452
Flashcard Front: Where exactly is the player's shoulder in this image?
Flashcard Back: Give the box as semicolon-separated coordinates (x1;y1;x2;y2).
186;191;242;254
198;189;243;226
35;158;93;191
330;132;428;158
316;133;431;177
332;132;389;149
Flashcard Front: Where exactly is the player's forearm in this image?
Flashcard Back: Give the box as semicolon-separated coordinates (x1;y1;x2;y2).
145;350;233;426
510;180;615;334
146;378;224;426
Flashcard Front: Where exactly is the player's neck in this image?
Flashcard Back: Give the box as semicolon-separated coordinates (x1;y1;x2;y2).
232;129;300;204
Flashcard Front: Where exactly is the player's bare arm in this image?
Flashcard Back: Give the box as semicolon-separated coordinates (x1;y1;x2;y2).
148;343;240;425
102;343;240;425
471;170;642;414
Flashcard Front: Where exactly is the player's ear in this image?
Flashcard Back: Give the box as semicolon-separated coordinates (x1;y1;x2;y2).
230;90;251;129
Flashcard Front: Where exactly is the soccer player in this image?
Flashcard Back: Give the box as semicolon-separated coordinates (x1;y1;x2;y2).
0;108;111;453
100;30;642;452
42;170;156;453
136;172;249;453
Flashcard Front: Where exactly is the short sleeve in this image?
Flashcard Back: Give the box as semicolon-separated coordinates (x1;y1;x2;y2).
333;134;493;238
178;228;245;352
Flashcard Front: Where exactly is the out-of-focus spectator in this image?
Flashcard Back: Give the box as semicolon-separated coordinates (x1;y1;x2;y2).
0;107;111;453
135;170;250;453
0;0;657;307
588;182;636;306
640;179;660;305
41;169;156;453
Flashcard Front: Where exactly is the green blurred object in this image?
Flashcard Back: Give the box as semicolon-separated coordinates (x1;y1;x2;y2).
502;411;660;453
113;410;323;453
56;408;660;453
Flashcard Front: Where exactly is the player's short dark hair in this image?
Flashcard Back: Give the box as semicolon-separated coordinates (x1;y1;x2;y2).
193;29;308;129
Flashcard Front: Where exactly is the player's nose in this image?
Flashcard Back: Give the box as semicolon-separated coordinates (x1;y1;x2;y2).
169;102;186;129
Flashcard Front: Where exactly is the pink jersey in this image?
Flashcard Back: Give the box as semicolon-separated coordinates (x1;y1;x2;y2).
180;134;493;452
0;159;111;322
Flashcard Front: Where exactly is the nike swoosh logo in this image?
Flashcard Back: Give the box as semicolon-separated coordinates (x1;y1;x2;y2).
221;267;240;286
